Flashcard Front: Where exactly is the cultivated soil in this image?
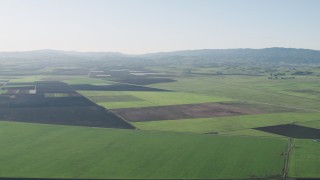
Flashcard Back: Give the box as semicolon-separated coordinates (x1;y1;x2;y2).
111;102;269;122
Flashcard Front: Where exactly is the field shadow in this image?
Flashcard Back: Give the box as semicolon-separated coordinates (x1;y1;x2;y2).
254;124;320;139
0;81;135;129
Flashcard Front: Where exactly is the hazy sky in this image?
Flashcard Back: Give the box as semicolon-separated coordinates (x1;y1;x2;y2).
1;0;320;54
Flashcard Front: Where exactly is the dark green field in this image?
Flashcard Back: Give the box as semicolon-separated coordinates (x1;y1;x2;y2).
0;121;287;179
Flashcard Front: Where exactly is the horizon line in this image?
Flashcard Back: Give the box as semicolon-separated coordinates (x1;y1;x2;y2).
0;47;319;55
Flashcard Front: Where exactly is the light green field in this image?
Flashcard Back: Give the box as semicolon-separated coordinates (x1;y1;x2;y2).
133;112;320;133
2;76;113;86
79;91;232;109
8;76;43;83
0;121;287;179
151;76;320;111
219;129;285;138
44;93;69;97
297;120;320;129
1;67;319;179
224;76;320;100
63;77;114;85
0;89;7;94
289;139;320;178
3;84;35;88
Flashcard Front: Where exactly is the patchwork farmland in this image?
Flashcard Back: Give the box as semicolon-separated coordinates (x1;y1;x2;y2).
0;60;320;180
0;81;134;129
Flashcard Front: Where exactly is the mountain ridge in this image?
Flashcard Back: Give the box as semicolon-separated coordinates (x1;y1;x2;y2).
1;47;320;64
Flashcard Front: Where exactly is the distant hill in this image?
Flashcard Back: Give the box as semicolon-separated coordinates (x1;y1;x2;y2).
141;48;320;64
1;48;320;65
0;49;126;62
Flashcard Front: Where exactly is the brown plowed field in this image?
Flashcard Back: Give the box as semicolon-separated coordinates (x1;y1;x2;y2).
111;102;276;122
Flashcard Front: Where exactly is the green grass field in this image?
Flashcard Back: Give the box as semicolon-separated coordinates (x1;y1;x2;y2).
150;76;320;111
79;91;232;109
0;89;7;94
297;120;320;129
63;77;114;85
289;139;320;178
1;66;320;179
0;121;287;179
44;93;69;97
219;129;286;138
133;112;320;133
8;76;43;83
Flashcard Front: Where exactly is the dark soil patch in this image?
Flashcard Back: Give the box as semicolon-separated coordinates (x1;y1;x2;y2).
6;82;35;86
3;86;36;94
0;94;96;107
0;81;134;129
36;81;74;93
71;84;170;91
0;106;133;129
254;124;320;139
111;102;267;122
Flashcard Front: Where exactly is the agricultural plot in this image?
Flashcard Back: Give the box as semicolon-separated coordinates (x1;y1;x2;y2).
255;124;320;139
224;76;320;100
1;82;36;94
63;77;114;85
44;93;70;97
289;139;320;178
0;81;134;129
8;76;43;83
1;64;320;179
79;91;232;109
0;121;287;179
219;129;286;138
111;101;295;122
72;84;169;91
87;95;143;103
296;120;320;129
133;112;320;133
0;106;133;128
51;67;88;75
111;77;176;85
151;76;320;111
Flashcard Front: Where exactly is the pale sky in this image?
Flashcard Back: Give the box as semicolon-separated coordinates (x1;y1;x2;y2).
0;0;320;54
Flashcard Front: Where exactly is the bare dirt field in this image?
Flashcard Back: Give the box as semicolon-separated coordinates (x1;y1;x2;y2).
111;102;276;122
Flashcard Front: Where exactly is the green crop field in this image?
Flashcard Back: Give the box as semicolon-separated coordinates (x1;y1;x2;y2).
79;91;232;109
150;76;320;111
1;56;320;179
45;93;69;97
0;121;287;179
133;112;320;133
1;4;320;180
63;77;114;85
297;120;320;129
219;129;286;138
289;139;320;178
8;76;43;83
